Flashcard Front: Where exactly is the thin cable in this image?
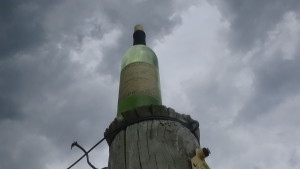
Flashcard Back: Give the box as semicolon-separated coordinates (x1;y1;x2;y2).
67;138;105;169
71;141;97;169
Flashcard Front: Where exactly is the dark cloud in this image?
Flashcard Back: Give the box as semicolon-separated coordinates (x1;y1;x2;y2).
0;97;21;120
96;0;186;77
235;26;300;123
289;150;300;167
211;0;300;52
0;0;60;58
2;0;299;168
170;2;300;168
0;0;195;168
201;0;300;125
239;58;300;121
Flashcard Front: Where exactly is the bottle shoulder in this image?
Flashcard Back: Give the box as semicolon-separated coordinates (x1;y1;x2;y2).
121;45;158;69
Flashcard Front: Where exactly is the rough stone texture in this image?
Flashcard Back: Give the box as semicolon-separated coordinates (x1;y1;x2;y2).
105;105;202;169
105;105;200;145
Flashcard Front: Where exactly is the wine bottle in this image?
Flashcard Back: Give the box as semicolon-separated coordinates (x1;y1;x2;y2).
117;24;162;116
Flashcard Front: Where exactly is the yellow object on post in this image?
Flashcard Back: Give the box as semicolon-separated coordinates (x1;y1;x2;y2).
191;148;211;169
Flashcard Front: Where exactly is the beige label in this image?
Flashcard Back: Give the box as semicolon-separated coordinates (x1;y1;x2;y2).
119;62;160;100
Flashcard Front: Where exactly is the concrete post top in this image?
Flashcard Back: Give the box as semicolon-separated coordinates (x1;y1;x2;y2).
104;105;200;146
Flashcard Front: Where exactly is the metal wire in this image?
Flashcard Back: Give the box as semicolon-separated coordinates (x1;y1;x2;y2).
67;138;105;169
71;141;97;169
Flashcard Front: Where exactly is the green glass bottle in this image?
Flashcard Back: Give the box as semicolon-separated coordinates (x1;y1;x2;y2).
117;25;162;116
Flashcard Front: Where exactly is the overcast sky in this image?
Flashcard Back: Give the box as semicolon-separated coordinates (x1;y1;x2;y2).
1;0;300;169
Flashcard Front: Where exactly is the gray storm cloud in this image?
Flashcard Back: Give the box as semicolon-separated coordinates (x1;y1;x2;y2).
0;0;196;168
1;0;300;169
211;0;300;51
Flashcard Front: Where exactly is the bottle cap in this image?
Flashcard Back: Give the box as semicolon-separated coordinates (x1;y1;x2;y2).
134;24;144;31
133;24;146;45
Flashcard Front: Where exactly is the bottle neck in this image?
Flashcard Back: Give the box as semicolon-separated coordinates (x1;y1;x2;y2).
133;30;146;45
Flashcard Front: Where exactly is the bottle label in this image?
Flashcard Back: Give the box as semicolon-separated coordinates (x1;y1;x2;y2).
118;62;160;100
